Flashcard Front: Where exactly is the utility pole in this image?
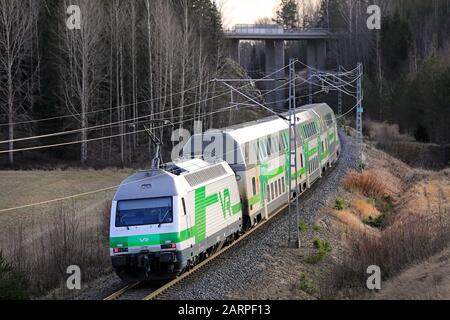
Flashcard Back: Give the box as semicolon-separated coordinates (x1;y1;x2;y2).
308;71;313;105
356;62;364;167
338;65;343;115
288;58;300;249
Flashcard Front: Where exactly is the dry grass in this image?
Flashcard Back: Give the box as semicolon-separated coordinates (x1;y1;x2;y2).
352;199;381;220
0;169;132;298
344;170;387;201
0;201;112;297
331;210;371;233
326;214;450;298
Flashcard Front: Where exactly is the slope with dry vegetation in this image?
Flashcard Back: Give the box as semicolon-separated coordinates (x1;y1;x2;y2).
321;138;450;299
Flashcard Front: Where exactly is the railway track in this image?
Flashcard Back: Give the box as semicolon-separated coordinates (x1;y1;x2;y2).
104;152;343;301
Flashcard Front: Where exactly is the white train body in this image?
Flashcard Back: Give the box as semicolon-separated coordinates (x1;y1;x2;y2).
110;159;242;280
110;103;340;281
183;103;340;228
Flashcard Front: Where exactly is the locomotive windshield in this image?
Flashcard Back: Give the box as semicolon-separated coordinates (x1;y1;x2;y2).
116;197;173;227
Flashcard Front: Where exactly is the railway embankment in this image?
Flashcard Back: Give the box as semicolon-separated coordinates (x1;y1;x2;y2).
213;128;450;300
152;128;449;300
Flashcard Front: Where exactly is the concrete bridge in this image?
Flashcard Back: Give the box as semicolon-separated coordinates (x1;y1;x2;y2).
224;25;334;110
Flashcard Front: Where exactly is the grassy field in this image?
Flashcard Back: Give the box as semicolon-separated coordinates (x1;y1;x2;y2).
0;168;134;298
0;169;133;227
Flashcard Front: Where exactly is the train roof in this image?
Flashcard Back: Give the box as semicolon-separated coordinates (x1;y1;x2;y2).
113;158;231;201
114;169;178;200
223;103;332;145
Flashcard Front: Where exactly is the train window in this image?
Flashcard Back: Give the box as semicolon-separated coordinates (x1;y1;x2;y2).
282;177;285;193
257;141;263;159
278;180;282;195
271;183;275;200
272;136;280;154
182;198;187;216
267;138;272;156
281;133;287;150
252;177;257;196
275;182;278;198
267;185;271;202
301;154;304;168
261;139;268;158
116;197;173;228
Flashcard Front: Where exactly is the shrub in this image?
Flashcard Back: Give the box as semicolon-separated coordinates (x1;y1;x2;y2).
298;221;309;232
0;252;29;300
363;213;387;229
335;198;346;211
306;239;332;264
299;273;316;295
313;224;321;232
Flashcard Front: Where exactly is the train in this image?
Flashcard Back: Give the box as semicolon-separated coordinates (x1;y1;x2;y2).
109;103;341;282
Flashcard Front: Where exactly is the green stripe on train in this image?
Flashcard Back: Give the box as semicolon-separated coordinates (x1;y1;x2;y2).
110;227;195;248
268;166;284;180
249;194;261;206
110;186;242;248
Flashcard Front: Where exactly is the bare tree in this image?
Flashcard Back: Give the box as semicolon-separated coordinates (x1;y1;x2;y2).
0;0;37;165
58;0;106;164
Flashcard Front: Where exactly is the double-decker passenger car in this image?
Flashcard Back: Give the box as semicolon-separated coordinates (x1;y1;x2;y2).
183;103;340;228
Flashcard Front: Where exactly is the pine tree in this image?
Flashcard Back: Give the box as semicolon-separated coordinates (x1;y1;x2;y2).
273;0;299;29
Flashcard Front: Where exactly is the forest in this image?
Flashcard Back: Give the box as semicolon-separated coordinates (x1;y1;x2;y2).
244;0;450;148
0;0;236;168
0;0;449;169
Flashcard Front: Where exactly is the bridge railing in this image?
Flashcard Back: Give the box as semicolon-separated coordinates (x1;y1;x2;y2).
224;24;331;34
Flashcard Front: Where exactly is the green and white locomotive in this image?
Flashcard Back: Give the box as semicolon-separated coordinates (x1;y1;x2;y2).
110;158;242;281
109;103;340;281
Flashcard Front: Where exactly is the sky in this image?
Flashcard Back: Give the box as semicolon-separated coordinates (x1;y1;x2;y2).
215;0;279;28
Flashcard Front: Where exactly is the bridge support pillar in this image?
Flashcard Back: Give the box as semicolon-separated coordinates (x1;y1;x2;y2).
274;40;286;110
229;39;240;64
265;40;286;110
307;39;327;74
317;40;326;70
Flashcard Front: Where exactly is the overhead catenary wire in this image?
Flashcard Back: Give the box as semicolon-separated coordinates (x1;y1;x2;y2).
0;74;294;154
0;100;360;214
0;62;293;128
0;134;253;213
0;74;325;147
0;82;221;128
0;63;294;146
